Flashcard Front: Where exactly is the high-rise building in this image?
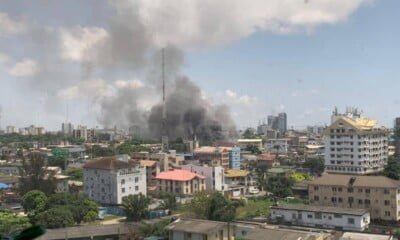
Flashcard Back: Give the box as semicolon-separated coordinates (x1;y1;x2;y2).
267;112;287;136
61;122;74;136
6;126;17;134
324;108;388;175
73;125;88;141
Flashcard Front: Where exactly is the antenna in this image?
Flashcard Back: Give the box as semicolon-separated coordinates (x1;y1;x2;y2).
162;48;166;104
161;48;169;151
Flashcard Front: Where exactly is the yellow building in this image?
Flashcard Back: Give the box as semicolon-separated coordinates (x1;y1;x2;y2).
309;174;400;221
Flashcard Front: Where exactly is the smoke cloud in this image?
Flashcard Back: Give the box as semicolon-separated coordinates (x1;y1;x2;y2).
0;0;371;139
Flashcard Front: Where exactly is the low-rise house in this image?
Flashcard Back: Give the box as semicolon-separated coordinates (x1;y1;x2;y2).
83;157;147;205
167;218;234;240
237;139;263;151
309;174;400;221
194;146;230;169
181;164;226;191
270;204;370;231
257;153;279;168
224;169;256;195
155;169;206;195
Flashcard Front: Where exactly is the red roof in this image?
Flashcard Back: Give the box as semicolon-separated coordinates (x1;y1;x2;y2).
257;153;276;161
155;169;206;181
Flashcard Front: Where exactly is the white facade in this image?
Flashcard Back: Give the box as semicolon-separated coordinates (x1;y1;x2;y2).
181;164;226;191
324;115;388;175
84;165;146;205
265;138;289;154
6;126;16;134
270;205;370;231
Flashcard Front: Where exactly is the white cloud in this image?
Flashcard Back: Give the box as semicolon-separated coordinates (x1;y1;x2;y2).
8;58;39;77
131;0;371;48
0;12;26;36
225;89;237;99
60;26;109;62
115;80;144;89
238;95;257;105
58;79;114;99
224;89;257;105
0;52;11;65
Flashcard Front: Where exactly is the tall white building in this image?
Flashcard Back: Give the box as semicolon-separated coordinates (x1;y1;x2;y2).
181;164;226;191
61;122;74;136
6;126;16;134
324;109;388;175
83;157;147;205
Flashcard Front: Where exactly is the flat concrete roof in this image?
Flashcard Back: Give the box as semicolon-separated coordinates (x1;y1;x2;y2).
271;204;368;216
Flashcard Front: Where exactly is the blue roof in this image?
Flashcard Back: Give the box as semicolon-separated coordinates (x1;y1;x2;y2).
0;182;10;189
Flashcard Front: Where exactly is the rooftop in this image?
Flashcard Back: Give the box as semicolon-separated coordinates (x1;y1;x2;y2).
237;139;262;143
155;169;205;181
167;219;228;234
225;169;250;178
140;160;157;168
309;174;400;188
257;153;276;161
271;204;368;216
83;157;135;170
340;232;392;240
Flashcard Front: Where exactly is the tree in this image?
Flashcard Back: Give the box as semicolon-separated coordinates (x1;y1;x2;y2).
91;145;115;157
36;207;74;229
21;190;47;223
242;128;257;139
47;193;98;224
159;192;178;210
0;212;31;236
246;145;261;154
187;191;238;221
47;156;67;170
265;176;294;198
384;156;400;180
65;167;83;181
122;193;150;221
19;152;56;195
302;159;325;176
117;142;134;154
139;219;170;239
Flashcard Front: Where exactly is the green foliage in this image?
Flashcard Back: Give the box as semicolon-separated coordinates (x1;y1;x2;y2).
384;156;400;180
186;191;239;222
65;167;83;181
116;142;149;155
393;228;400;238
236;198;273;220
139;219;170;239
265;176;294;198
122;193;151;221
242;128;257;139
21;190;47;223
36;207;74;229
91;145;115;157
67;137;85;145
19;152;56;195
246;145;261;154
0;212;31;236
159;192;178;210
47;156;67;170
289;172;313;183
302;159;325;175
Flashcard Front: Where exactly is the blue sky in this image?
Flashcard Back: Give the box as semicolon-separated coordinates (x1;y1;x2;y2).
0;0;399;131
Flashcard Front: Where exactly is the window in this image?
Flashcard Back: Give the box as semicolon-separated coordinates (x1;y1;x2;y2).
358;188;363;193
348;218;355;224
365;189;370;194
135;186;139;191
121;188;125;193
348;197;354;204
384;189;390;194
315;213;322;219
338;187;343;192
334;214;342;218
121;179;125;185
385;211;391;217
307;214;313;219
332;187;337;192
292;213;297;219
314;196;319;201
331;197;337;203
348;188;353;193
135;177;139;183
338;198;343;203
385;200;390;206
314;186;319;191
358;199;363;204
298;213;302;219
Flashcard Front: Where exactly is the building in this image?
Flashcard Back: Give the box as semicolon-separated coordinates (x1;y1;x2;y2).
194;146;229;169
394;117;400;159
167;219;234;240
5;126;16;134
224;169;256;195
256;153;279;168
61;122;74;136
73;125;88;141
270;204;370;231
265;138;289;154
308;174;400;221
324;109;388;175
267;112;287;135
131;150;184;171
237;139;263;151
181;164;225;191
340;232;393;240
307;125;325;137
229;146;241;169
83;157;147;205
155;169;206;195
139;160;160;187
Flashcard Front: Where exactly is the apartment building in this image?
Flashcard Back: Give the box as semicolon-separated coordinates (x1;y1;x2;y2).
83;157;147;205
308;174;400;221
194;146;229;169
265;138;289;154
181;164;226;191
324;109;388;175
155;169;206;195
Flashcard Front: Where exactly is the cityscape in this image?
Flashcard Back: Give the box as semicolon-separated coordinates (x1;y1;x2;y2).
1;1;400;240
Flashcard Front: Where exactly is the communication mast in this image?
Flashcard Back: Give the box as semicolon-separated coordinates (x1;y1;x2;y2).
161;48;169;151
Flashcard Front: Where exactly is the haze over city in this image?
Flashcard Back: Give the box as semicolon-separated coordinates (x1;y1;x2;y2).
1;0;400;131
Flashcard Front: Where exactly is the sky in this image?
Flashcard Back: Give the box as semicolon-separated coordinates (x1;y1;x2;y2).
0;0;399;131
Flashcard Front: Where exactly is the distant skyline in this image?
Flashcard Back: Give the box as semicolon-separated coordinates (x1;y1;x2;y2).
1;0;400;131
